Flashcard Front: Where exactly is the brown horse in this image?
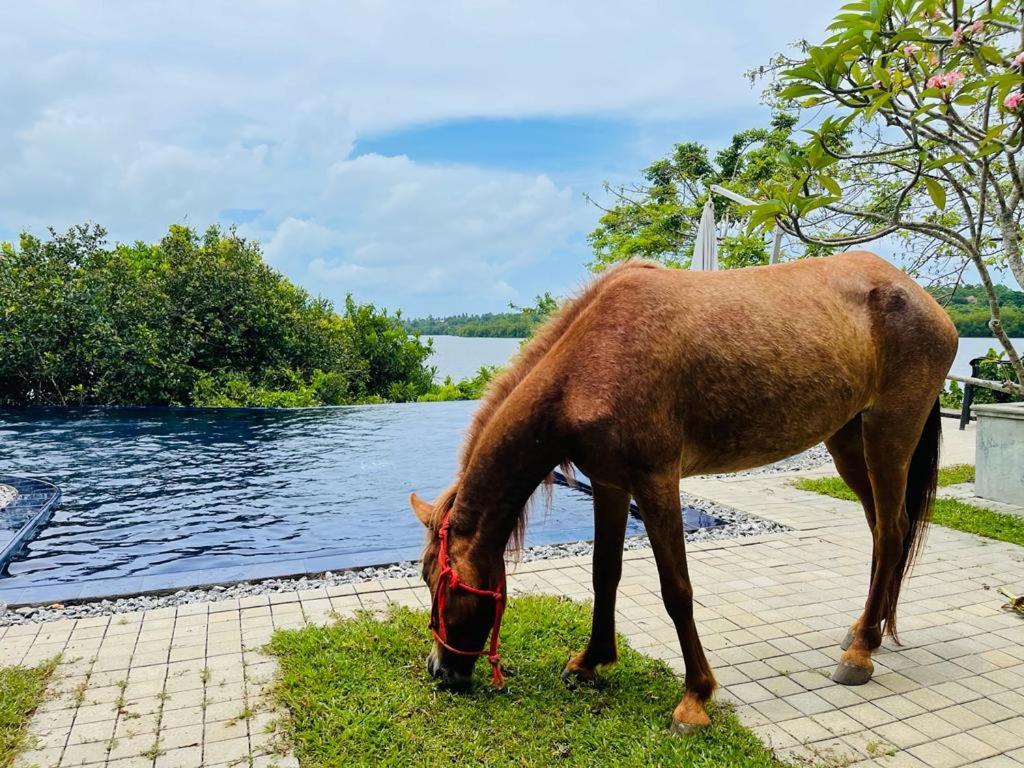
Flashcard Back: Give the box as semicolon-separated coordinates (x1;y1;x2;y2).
409;251;957;733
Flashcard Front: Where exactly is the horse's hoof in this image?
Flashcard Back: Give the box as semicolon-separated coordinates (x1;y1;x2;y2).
840;628;855;651
670;718;709;736
561;661;596;685
832;661;872;686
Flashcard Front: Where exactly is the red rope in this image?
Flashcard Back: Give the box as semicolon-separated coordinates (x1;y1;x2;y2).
429;512;507;688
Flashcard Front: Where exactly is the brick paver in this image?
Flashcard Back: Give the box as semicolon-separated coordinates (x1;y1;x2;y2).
4;422;1023;767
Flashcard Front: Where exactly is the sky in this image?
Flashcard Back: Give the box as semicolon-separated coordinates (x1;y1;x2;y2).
2;1;844;317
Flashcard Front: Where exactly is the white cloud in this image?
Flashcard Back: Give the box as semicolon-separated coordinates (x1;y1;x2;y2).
260;154;581;312
0;1;841;314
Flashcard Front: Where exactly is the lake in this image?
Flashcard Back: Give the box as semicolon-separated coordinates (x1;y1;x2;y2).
425;335;522;381
951;337;1023;377
426;333;1021;380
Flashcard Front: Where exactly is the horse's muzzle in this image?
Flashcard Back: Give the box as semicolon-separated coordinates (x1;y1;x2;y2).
427;646;473;690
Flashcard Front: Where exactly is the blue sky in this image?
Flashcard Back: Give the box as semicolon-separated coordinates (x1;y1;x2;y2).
1;1;844;316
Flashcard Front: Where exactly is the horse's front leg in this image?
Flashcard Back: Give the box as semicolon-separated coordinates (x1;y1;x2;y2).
563;482;630;681
634;472;716;734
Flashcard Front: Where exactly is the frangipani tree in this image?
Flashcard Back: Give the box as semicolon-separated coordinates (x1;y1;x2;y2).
755;0;1024;392
587;115;800;272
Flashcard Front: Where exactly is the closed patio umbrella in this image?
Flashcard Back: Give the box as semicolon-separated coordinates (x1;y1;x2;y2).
690;198;718;271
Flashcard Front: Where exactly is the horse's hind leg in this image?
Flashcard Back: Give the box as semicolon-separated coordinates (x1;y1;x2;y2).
633;471;715;733
833;399;940;686
563;482;630;681
824;415;878;652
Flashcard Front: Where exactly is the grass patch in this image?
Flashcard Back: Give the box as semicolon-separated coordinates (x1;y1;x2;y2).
937;464;975;486
1;657;58;768
929;500;1024;547
794;467;1024;548
792;476;859;503
269;595;803;767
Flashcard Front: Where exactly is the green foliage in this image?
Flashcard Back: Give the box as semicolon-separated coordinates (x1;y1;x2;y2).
929;284;1024;336
587;114;799;272
962;347;1022;405
0;223;449;407
406;293;560;340
343;295;435;403
943;305;1024;336
939;345;1021;408
931;283;1024;309
940;379;964;409
1;657;58;768
268;595;802;768
795;470;1024;549
418;366;497;402
405;312;536;338
760;0;1024;386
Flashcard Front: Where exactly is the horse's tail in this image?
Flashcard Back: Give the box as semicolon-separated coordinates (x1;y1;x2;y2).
884;399;941;642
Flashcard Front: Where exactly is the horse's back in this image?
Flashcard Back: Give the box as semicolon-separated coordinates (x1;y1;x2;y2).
554;252;957;476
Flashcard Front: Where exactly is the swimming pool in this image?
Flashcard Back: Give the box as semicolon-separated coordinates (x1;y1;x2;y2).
0;402;722;604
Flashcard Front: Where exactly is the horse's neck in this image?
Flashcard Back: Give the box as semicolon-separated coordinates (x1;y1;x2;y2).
455;389;561;559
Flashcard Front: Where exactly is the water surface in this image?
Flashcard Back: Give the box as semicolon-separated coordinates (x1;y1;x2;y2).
425;335;523;381
0;402;645;597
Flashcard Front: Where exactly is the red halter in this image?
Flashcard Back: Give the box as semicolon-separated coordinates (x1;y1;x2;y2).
428;511;507;688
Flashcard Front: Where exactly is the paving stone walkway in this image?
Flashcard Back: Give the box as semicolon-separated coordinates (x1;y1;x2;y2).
4;422;1024;768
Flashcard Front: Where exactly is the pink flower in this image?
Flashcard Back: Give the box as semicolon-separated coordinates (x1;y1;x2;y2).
927;70;965;90
952;26;964;46
1004;91;1023;111
903;44;921;56
1013;52;1024;67
969;20;985;34
872;79;883;89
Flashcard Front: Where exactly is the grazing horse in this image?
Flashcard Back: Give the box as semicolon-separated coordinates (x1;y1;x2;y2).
409;251;958;733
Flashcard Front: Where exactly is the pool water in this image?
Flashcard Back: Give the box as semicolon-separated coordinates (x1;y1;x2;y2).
0;402;719;603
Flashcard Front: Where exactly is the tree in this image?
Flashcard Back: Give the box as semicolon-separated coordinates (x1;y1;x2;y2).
0;223;441;406
586;115;800;272
755;0;1024;392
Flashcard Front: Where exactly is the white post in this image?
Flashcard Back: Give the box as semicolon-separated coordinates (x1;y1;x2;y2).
709;185;783;264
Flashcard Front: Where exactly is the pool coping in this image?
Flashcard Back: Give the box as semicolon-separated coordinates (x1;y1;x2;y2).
0;543;427;608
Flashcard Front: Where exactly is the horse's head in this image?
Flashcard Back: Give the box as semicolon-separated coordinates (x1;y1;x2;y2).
410;490;507;691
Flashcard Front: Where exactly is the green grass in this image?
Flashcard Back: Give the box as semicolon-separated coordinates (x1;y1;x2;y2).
936;464;976;486
268;595;805;768
1;657;58;768
793;464;1024;548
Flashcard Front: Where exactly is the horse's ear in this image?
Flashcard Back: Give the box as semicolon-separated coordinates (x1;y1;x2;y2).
409;492;433;526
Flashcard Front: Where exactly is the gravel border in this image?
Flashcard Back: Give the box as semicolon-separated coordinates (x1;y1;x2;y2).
0;491;789;626
699;444;832;478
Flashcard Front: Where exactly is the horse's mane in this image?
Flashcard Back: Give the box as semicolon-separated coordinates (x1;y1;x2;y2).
429;260;660;552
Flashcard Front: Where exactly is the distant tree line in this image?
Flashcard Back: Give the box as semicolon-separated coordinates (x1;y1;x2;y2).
404;312;534;338
927;284;1024;338
404;292;558;339
405;281;1023;340
0;224;489;407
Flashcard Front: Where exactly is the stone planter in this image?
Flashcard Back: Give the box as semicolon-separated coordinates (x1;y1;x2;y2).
973;402;1024;506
